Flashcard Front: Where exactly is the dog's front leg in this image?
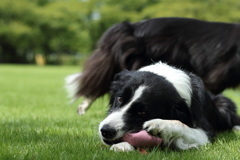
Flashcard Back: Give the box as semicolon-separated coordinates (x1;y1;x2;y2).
110;142;135;152
143;119;209;150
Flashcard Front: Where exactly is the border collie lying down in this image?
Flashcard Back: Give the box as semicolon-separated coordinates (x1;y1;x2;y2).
98;62;240;151
65;17;240;115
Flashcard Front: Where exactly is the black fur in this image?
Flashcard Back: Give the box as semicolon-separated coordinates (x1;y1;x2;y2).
110;71;193;133
99;65;240;149
76;17;240;103
115;71;238;136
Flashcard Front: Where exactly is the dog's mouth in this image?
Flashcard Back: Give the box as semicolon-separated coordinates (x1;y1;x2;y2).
102;130;140;145
102;138;123;145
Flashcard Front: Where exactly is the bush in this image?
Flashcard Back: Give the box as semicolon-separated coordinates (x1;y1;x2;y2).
1;0;240;64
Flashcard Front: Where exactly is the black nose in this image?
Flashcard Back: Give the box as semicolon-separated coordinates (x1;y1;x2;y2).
100;125;117;139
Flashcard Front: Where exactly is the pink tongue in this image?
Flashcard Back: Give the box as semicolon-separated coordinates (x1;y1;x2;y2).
122;130;162;147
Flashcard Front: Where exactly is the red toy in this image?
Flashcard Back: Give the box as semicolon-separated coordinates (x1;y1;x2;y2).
122;130;162;147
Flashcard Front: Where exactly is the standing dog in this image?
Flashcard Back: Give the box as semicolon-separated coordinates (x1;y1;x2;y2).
99;62;240;151
65;17;240;115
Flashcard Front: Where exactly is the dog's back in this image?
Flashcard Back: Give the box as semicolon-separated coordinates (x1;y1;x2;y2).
66;17;240;114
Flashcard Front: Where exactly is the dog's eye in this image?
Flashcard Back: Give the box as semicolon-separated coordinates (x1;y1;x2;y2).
117;97;123;104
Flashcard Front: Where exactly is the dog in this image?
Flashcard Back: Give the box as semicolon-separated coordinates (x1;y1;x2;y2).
65;17;240;115
98;62;240;151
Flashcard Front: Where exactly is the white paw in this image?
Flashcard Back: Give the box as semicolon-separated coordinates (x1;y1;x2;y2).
233;125;240;131
76;98;92;115
110;142;135;152
77;105;85;115
143;119;184;141
143;119;209;150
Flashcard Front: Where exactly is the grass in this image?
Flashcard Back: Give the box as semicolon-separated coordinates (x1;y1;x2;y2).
1;64;240;160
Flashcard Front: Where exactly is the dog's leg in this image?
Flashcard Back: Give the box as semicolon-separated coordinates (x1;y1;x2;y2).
233;116;240;131
77;97;93;115
65;73;95;115
233;126;240;131
143;119;209;150
110;142;135;152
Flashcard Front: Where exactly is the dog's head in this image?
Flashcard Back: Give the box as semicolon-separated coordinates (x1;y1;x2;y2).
99;70;191;145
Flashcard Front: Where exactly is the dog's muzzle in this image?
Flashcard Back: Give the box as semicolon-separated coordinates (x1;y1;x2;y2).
100;124;123;145
100;124;116;139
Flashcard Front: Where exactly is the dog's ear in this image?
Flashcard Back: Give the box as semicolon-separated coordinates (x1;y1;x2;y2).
110;70;131;96
114;69;130;81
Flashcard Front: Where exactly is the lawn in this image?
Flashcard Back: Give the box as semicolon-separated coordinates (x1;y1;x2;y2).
1;65;240;160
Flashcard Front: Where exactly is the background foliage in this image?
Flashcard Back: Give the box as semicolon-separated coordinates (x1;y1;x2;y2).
1;0;240;64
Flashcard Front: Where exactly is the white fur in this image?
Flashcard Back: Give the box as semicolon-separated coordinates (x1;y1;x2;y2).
110;142;135;152
99;86;146;141
65;73;94;115
99;110;126;140
233;125;240;131
65;73;82;101
143;119;209;150
139;62;192;107
77;98;93;115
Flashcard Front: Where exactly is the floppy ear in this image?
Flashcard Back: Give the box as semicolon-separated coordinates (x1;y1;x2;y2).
109;70;131;114
110;70;130;94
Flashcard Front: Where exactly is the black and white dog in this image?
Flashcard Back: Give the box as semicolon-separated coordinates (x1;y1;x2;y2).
99;62;240;151
66;17;240;115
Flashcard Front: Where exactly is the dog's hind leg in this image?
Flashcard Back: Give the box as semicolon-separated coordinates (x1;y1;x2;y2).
65;73;94;115
232;116;240;131
212;94;240;131
77;97;94;115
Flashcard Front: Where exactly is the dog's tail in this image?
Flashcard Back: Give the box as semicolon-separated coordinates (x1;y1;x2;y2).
212;94;240;131
65;73;82;102
72;21;148;100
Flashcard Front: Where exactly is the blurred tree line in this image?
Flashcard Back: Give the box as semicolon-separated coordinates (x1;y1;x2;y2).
1;0;240;64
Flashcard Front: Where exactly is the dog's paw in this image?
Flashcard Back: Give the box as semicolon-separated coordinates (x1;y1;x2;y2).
233;125;240;131
77;105;85;115
76;98;92;115
110;142;135;152
143;119;184;140
143;119;163;137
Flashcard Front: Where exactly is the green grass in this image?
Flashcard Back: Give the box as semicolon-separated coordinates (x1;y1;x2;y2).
1;65;240;160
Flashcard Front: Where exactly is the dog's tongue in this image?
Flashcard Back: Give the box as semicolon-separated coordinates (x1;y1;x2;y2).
122;130;162;147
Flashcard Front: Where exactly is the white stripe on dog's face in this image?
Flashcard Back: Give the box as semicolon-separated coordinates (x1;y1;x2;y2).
99;86;146;140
